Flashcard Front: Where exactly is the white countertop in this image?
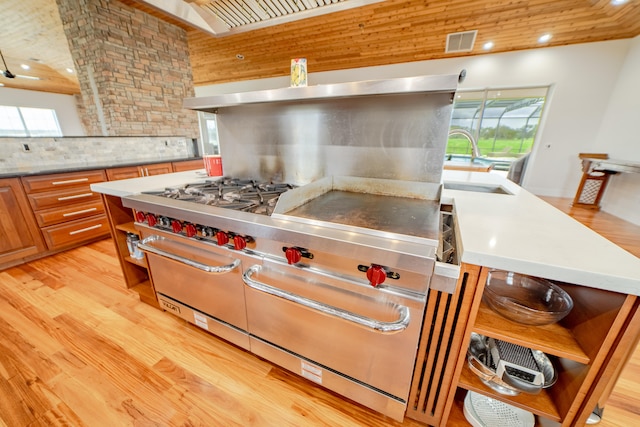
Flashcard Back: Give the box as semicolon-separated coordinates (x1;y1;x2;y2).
442;170;640;295
92;170;640;296
91;169;210;197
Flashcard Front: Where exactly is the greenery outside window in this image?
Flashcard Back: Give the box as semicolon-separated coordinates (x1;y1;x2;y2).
0;105;63;137
447;87;548;170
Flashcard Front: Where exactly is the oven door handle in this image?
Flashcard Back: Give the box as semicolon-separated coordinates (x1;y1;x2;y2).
242;265;410;333
138;235;241;273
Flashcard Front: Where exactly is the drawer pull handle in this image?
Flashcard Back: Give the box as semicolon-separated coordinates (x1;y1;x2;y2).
51;178;90;185
69;224;103;235
243;265;410;333
57;192;94;201
63;207;98;217
138;235;241;273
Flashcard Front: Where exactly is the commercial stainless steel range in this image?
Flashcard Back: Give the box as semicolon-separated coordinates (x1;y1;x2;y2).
123;74;463;421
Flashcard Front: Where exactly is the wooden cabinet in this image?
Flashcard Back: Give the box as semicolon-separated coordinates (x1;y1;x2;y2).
102;194;158;307
434;266;640;427
0;178;46;267
172;158;204;172
106;162;172;181
21;170;110;251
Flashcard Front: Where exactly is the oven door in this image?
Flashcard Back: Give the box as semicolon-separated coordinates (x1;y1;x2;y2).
138;229;253;347
242;258;426;402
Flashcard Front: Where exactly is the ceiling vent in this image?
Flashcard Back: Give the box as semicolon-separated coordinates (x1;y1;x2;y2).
445;30;478;53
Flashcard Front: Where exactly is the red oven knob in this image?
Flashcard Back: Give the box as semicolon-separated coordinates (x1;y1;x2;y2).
366;265;387;287
146;213;157;227
135;211;146;223
216;231;229;246
233;235;247;250
171;220;182;234
185;223;197;238
285;247;302;265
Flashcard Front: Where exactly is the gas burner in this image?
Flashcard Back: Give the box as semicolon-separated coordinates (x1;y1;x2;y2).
142;177;295;216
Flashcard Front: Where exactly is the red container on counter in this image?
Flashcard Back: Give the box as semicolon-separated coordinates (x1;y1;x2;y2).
204;155;223;176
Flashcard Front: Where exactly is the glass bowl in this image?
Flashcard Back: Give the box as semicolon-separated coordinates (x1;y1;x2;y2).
483;270;573;326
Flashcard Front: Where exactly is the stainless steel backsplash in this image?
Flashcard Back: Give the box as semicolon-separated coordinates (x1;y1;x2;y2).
215;92;453;185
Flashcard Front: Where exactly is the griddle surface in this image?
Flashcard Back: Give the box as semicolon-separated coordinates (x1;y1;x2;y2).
285;190;440;240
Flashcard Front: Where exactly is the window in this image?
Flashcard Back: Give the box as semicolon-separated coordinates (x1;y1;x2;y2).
198;112;221;156
0;105;62;137
447;87;548;170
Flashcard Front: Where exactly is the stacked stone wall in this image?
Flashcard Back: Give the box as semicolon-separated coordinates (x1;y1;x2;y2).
56;0;199;138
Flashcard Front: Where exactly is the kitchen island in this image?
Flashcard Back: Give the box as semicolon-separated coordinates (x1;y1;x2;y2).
92;169;640;426
92;169;640;296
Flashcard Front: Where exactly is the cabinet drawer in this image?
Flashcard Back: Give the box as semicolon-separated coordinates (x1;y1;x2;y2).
42;215;110;250
22;170;107;193
172;159;204;172
106;163;172;180
34;200;106;227
145;163;173;176
106;166;144;181
28;187;101;211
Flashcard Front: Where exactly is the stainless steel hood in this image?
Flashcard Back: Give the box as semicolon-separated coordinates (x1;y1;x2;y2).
183;73;463;185
183;73;462;110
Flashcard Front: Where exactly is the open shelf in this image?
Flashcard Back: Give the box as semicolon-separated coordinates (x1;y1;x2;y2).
473;302;590;364
439;266;640;427
449;387;551;427
458;361;561;422
124;255;146;268
115;221;138;235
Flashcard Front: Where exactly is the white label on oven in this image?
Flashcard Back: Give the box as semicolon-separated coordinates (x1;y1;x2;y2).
193;312;209;330
301;361;322;384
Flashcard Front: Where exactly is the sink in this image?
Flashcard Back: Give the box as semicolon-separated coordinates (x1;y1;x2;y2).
443;182;513;195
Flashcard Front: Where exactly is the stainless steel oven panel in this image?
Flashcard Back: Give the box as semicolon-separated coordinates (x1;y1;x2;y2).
124;195;437;275
257;242;432;295
249;336;407;422
138;227;258;332
242;259;426;400
157;294;250;350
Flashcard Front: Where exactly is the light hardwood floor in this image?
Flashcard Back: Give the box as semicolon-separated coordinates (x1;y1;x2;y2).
0;198;638;426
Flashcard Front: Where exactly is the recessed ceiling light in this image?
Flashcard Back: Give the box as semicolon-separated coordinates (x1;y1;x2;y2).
66;68;74;73
538;34;552;43
483;41;494;50
611;0;628;5
0;83;4;87
21;64;30;70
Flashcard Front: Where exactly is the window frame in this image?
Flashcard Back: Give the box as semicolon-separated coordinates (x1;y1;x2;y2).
0;105;63;137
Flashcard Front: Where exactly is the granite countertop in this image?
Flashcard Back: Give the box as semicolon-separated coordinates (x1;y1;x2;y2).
0;157;203;179
91;169;640;296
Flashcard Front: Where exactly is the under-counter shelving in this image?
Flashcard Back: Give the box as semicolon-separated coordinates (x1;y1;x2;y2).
115;223;148;268
440;266;640;427
103;195;158;308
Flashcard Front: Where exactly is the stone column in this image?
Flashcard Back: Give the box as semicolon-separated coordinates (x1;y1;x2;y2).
56;0;199;138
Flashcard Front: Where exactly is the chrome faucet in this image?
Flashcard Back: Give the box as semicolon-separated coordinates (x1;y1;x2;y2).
448;129;481;160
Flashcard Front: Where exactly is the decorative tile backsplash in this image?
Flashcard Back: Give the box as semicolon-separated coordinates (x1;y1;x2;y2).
0;136;196;175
